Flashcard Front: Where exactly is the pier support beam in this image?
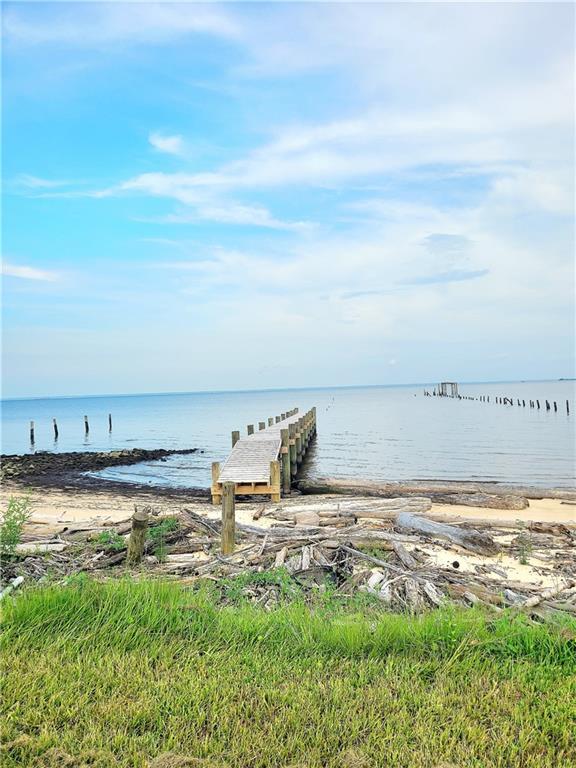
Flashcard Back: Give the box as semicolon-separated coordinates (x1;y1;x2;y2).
211;462;221;505
281;428;291;494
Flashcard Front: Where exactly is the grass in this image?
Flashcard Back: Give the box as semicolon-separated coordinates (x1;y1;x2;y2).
1;578;575;768
0;495;32;558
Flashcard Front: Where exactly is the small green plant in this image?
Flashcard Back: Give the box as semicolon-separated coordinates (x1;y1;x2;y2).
516;534;533;565
147;517;179;562
0;495;32;558
94;530;125;551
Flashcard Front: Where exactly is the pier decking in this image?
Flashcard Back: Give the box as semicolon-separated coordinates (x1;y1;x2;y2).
211;407;316;503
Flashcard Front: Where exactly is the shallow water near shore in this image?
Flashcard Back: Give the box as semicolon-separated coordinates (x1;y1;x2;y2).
2;381;575;489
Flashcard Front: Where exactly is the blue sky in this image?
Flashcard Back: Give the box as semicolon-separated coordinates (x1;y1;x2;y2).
2;1;574;398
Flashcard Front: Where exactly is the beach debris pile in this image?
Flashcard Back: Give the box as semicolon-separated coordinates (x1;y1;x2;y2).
2;496;575;618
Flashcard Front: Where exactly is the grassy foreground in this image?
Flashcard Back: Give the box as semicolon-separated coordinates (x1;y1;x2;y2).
1;578;575;768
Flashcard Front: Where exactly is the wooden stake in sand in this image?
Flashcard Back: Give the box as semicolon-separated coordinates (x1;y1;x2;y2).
221;482;236;555
126;507;149;566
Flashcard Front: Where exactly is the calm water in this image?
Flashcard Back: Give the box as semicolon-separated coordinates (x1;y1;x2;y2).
1;382;575;489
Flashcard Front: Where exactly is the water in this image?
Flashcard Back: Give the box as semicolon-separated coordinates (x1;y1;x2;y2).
1;381;575;489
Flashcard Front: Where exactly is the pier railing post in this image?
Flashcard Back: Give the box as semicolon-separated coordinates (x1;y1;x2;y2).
231;430;240;447
268;417;273;427
247;424;254;435
289;423;297;477
281;428;291;495
270;460;281;502
211;462;221;505
295;419;303;465
221;482;236;555
259;421;266;430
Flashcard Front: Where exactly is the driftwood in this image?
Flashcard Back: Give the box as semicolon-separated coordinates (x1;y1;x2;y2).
396;512;500;556
434;493;529;510
297;478;576;502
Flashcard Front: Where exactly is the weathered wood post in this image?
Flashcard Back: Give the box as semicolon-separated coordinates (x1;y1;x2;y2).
84;415;89;435
108;413;112;431
126;507;149;566
259;421;266;431
546;400;550;411
553;401;557;412
270;460;281;503
567;400;570;415
281;428;291;495
231;430;240;447
211;462;221;505
295;418;303;465
221;482;236;555
268;417;274;427
537;400;540;409
52;418;59;440
247;424;254;435
289;423;297;477
29;420;35;444
275;416;281;423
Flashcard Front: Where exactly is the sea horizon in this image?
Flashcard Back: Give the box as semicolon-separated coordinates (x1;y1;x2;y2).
2;376;574;403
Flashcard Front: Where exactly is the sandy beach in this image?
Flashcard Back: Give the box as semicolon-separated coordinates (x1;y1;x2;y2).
3;481;574;534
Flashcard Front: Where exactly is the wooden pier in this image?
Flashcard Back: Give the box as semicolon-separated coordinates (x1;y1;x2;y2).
211;407;317;504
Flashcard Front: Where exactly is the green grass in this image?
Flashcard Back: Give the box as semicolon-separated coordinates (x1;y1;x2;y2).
1;578;575;768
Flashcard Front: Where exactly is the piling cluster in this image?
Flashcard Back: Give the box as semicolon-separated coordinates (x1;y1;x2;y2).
423;390;571;415
28;414;113;445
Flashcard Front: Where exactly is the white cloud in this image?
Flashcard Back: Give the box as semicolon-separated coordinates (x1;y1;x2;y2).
2;262;59;282
4;5;239;46
149;132;185;156
13;174;68;189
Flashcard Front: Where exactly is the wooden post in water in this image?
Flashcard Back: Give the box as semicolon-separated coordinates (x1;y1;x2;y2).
554;401;557;412
289;423;297;477
108;413;112;432
567;400;570;415
259;421;266;431
221;482;236;555
546;400;550;411
84;415;89;435
52;418;59;440
231;430;240;447
247;424;254;435
537;400;540;409
211;462;221;505
126;507;149;566
29;420;35;444
270;460;281;503
295;418;303;465
281;428;291;495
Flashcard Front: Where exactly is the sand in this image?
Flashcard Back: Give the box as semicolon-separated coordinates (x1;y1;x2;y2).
1;483;574;534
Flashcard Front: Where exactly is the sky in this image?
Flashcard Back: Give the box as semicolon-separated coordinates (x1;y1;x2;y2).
2;1;575;398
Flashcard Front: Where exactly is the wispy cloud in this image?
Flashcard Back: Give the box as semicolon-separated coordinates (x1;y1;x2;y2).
149;132;185;157
13;174;69;190
3;5;240;46
403;269;489;286
2;262;59;282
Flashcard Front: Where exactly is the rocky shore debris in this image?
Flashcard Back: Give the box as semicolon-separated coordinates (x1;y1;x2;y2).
3;495;575;619
0;448;200;486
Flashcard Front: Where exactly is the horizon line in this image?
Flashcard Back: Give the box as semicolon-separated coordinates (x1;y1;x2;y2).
1;377;573;403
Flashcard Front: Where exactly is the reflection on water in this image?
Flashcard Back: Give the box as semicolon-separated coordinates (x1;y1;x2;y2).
2;381;575;488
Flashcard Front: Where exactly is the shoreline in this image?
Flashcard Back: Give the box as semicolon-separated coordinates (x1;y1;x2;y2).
1;447;574;500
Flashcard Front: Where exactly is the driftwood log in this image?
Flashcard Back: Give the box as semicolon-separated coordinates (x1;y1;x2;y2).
297;478;576;502
396;512;500;556
433;493;529;510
